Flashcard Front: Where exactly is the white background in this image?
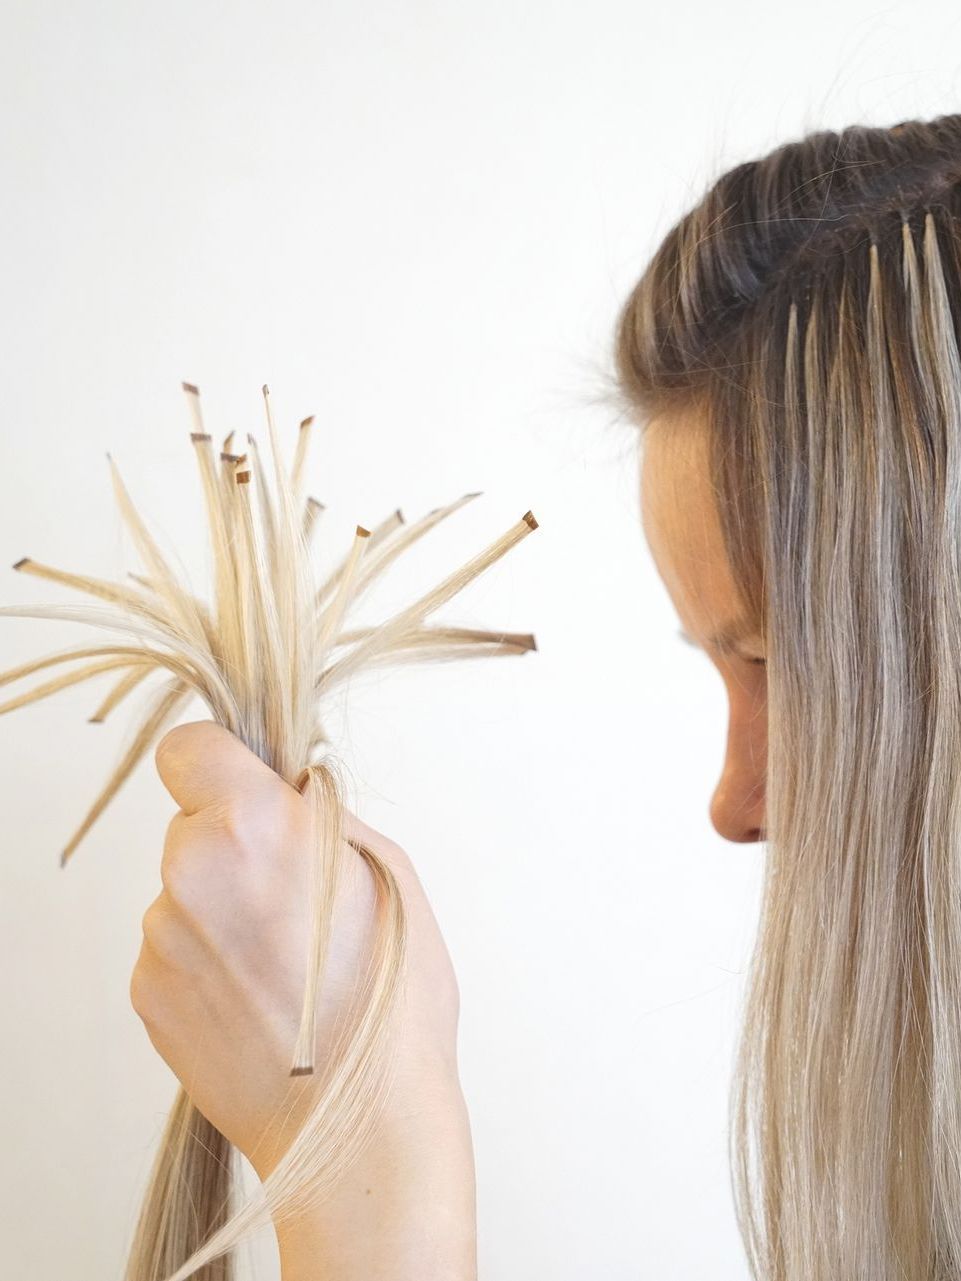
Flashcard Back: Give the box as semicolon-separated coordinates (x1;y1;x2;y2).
1;3;957;1278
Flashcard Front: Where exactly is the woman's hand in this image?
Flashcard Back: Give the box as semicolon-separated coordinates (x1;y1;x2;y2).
129;720;477;1278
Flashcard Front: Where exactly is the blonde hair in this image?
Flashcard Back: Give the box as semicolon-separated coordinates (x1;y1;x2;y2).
613;114;961;1279
0;383;537;1280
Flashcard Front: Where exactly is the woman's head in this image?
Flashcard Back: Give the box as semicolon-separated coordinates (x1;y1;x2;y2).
613;115;961;1279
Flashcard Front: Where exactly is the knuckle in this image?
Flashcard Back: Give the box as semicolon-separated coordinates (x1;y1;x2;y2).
159;864;195;918
140;897;162;938
139;901;167;953
212;800;249;847
158;861;203;922
193;802;256;868
140;894;181;965
129;955;153;1019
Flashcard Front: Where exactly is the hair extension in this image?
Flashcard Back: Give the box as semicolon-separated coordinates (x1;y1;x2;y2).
612;114;961;1280
0;382;538;1281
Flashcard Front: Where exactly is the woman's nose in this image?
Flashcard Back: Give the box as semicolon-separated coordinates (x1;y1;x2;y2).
709;774;766;843
708;710;767;844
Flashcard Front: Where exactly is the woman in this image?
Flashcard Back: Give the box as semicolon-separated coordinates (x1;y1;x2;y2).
133;111;961;1280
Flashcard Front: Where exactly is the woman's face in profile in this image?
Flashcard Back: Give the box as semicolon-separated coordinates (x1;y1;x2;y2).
639;414;768;844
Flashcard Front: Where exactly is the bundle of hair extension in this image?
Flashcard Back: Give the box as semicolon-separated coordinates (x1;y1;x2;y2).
0;381;538;1281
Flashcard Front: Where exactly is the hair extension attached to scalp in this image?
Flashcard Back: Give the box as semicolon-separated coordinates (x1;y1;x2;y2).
614;114;961;1280
0;383;538;1281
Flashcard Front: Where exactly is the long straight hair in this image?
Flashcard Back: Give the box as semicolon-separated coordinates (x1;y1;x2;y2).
0;383;537;1280
614;114;961;1279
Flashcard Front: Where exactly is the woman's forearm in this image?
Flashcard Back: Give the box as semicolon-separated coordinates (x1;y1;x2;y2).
269;1073;478;1281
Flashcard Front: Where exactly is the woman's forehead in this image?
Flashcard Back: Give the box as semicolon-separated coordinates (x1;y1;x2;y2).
640;415;721;569
639;415;752;646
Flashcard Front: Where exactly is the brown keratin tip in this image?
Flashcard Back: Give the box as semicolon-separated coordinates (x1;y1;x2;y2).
522;510;538;530
357;524;371;538
190;432;211;443
290;1066;314;1077
88;716;104;724
181;381;200;395
12;557;29;570
236;470;252;484
300;415;315;428
59;850;69;868
262;383;270;396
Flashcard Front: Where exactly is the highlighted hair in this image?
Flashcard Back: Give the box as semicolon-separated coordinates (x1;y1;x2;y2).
614;115;961;1279
0;382;538;1280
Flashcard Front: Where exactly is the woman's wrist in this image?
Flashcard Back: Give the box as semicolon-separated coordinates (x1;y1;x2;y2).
263;1069;478;1281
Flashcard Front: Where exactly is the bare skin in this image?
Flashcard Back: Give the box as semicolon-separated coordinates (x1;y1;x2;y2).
639;412;767;844
131;719;477;1280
